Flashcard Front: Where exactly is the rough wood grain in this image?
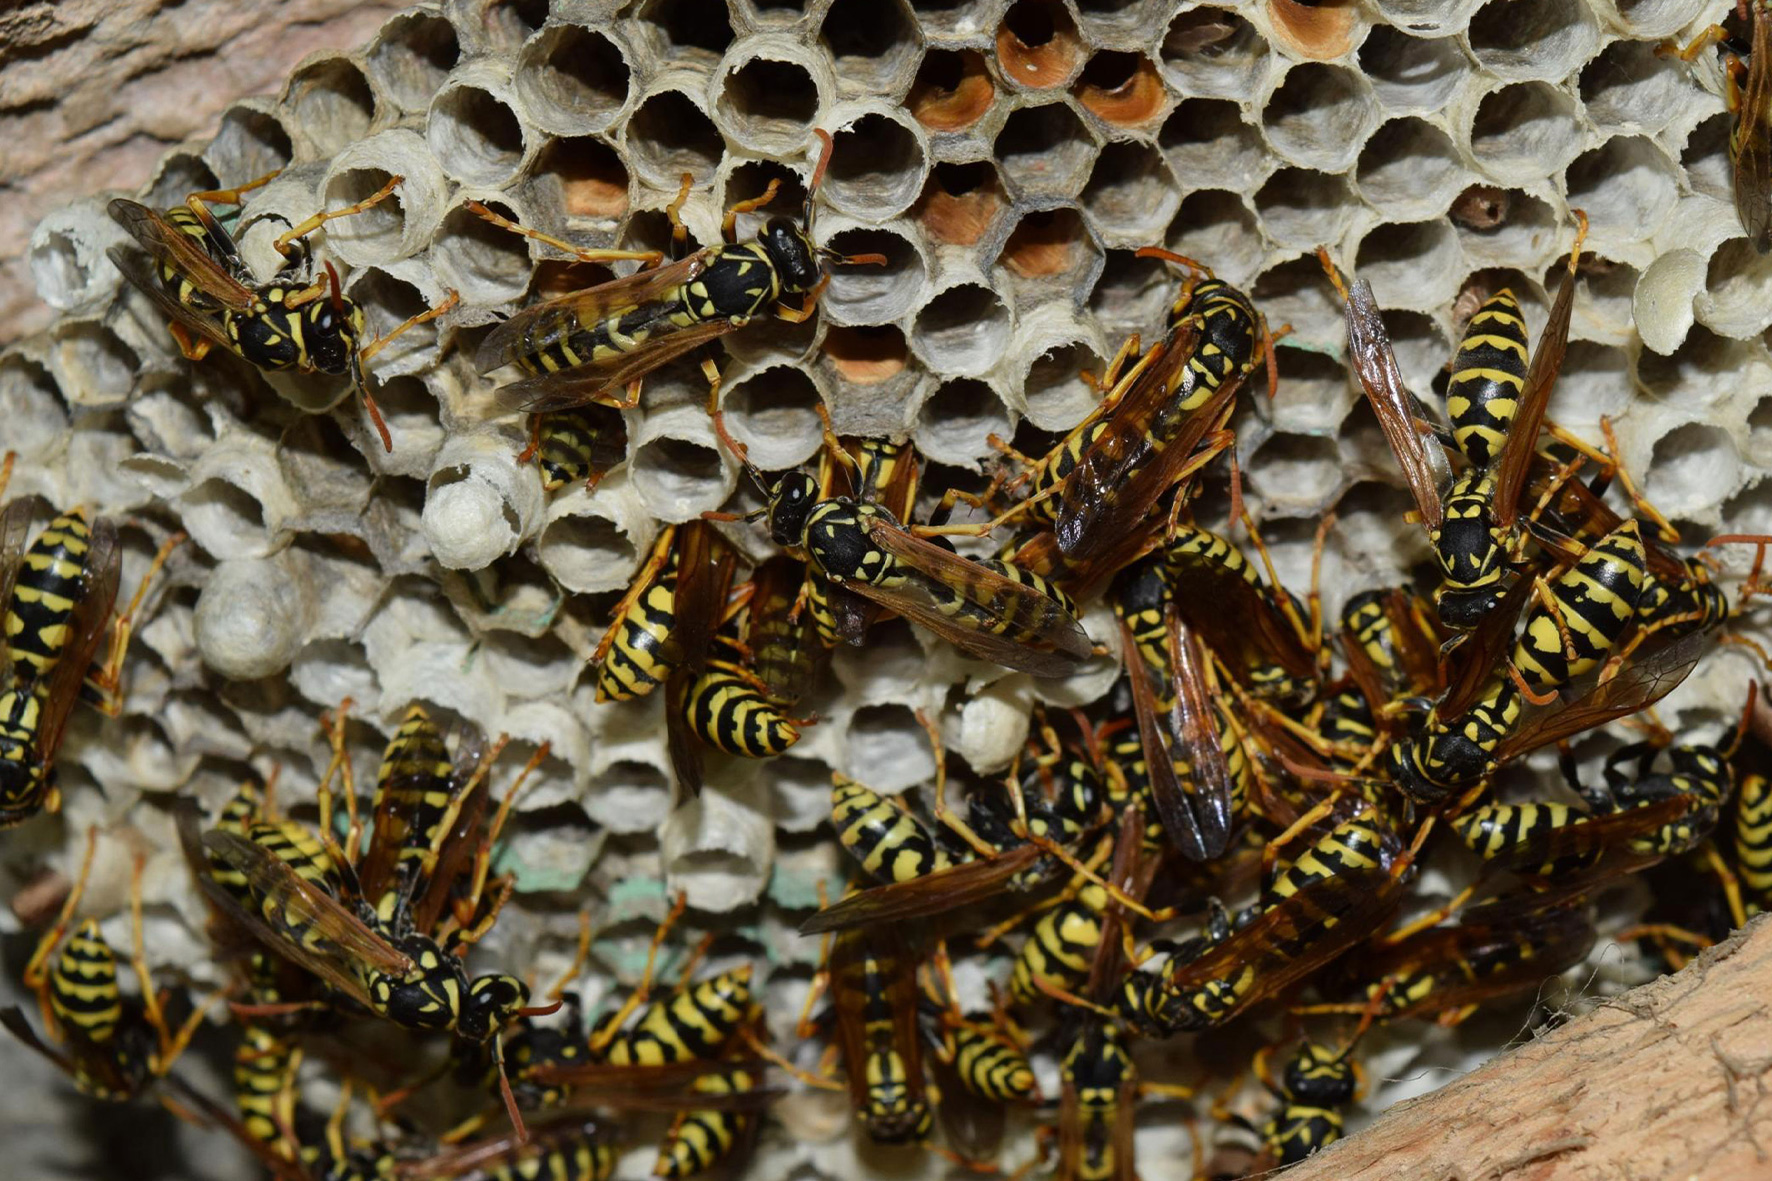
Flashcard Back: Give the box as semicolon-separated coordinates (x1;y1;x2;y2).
0;0;406;344
1285;916;1772;1181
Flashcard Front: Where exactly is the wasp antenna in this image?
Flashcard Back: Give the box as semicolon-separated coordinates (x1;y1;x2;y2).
324;260;345;314
1134;245;1212;277
806;128;836;221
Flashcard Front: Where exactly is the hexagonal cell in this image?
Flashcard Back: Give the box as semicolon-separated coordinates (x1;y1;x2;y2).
821;224;926;324
1071;0;1170;45
1467;0;1598;83
1468;81;1583;184
1261;63;1375;173
1545;339;1633;430
1165;189;1264;287
430;199;533;307
1701;238;1772;339
516;24;631;137
1079;140;1179;246
909;49;997;134
1264;346;1356;436
629;422;734;524
479;0;550;49
719;364;826;471
824;110;930;219
995;205;1100;294
1356;117;1465;220
1566;136;1680;246
1247;432;1343;516
1071;50;1167;131
1571;255;1640;341
1643;422;1741;521
429;76;530;188
51;320;139;406
1253;167;1357;251
911;283;1013;378
533;136;631;222
1018;330;1107;431
996;0;1086;91
822;0;922;96
1611;0;1710;39
713;52;823;155
633;0;736;66
282;54;377;160
1452;186;1558;268
624;86;725;191
916;161;1008;247
367;11;460;114
207;104;293;186
994;101;1097;197
821;323;912;388
1158;98;1269;192
144;151;220;211
1354;220;1464;314
350;267;449;375
1267;0;1361;61
1356;25;1467;115
1577;38;1687;136
914;376;1015;466
1160;6;1272;101
1089;249;1173;339
1252;254;1343;352
1682;112;1734;204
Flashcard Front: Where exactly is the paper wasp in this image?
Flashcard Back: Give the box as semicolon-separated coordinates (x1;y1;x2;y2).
680;585;803;764
108;170;455;452
741;555;828;710
1671;3;1772;252
1737;767;1772;916
1338;585;1444;706
0;484;183;828
397;1114;618;1180
473;129;882;414
1254;1037;1363;1167
915;942;1038;1163
530;403;627;494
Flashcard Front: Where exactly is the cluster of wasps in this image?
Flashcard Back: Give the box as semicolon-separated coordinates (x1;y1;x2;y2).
4;47;1772;1173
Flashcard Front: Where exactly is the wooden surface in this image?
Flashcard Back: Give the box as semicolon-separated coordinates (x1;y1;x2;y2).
0;0;406;343
1286;915;1772;1181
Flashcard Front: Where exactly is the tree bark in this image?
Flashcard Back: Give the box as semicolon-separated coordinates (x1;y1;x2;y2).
1285;915;1772;1181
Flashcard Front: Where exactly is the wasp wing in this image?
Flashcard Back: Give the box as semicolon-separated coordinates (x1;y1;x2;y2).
1737;10;1772;253
665;521;736;798
475;253;707;372
1343;278;1450;530
1124;613;1232;863
829;924;927;1132
492;318;739;414
1492;238;1579;532
108;245;237;354
1433;570;1534;721
798;845;1044;934
107;199;259;313
1163;532;1318;694
0;498;37;687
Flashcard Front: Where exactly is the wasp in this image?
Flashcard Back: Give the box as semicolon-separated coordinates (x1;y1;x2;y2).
742;555;828;709
1255;1038;1363;1166
1338;585;1444;706
399;1115;619;1181
652;1064;766;1179
0;490;183;828
473;129;881;414
1737;768;1772;916
679;598;803;762
528;403;628;494
108;170;455;452
1671;4;1772;251
233;1021;303;1165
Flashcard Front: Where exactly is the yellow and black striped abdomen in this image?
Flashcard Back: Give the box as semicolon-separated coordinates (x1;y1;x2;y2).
1452;802;1594;877
49;919;124;1044
1265;818;1386;904
951;1024;1036;1102
604;966;752;1067
6;510;97;686
1446;290;1529;469
1178;280;1260;397
1010;885;1107;1004
522;298;678;378
682;655;799;758
234;1023;300;1157
654;1069;757;1179
1512;521;1647;696
1267;1104;1345;1165
831;776;948;884
596;562;679;703
0;688;49;823
490;1137;618;1181
1737;773;1772;915
370;704;460;909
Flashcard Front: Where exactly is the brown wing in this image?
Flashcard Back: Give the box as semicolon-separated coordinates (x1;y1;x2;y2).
1124;614;1233;863
0;1004;144;1100
829;925;926;1122
864;522;1092;675
407;766;493;940
1365;904;1594;1022
1471;793;1700;881
492;318;740;414
357;722;488;917
798;845;1044;934
29;517;121;765
1164;536;1318;693
0;498;37;686
1523;454;1689;586
107;199;259;312
1434;571;1533;720
476;252;708;372
1735;11;1772;252
1343;278;1450;529
1492;237;1579;531
665;522;737;798
1493;628;1707;763
108;245;236;353
199;830;413;1003
399;1116;611;1180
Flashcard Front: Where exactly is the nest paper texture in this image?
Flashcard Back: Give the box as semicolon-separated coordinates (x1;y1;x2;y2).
3;0;1770;1176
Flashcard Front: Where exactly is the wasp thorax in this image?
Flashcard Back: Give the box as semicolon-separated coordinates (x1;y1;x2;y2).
760;216;820;294
458;973;530;1042
766;472;819;546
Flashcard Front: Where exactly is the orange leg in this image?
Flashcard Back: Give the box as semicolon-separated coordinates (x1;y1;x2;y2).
271;174;403;258
88;528;187;716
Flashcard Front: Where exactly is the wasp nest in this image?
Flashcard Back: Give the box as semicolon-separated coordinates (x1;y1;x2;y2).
3;0;1769;1177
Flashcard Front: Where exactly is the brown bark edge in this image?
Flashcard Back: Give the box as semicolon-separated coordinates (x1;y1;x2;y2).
1281;914;1772;1181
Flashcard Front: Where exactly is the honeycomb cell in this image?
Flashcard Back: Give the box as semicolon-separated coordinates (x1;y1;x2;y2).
713;42;828;155
29;201;126;314
995;205;1100;299
367;11;461;114
1011;305;1107;431
911;281;1013;378
721;156;809;222
634;0;736;66
350;263;453;377
1565;136;1679;245
997;0;1087;91
1355;221;1464;314
1578;37;1687;136
1266;0;1362;61
144;150;220;211
909;49;997;134
823;107;930;219
1644;422;1741;520
821;323;913;391
1606;0;1710;39
536;481;649;595
1372;308;1451;401
51;320;139;407
1253;167;1357;252
1683;111;1735;206
623;82;726;191
1700;238;1772;339
717;363;827;471
628;403;738;523
361;374;443;465
1261;63;1376;173
1072;0;1170;47
1160;6;1274;101
820;222;927;324
1080;140;1180;247
1072;51;1168;132
181;473;277;561
321;130;449;266
821;0;922;97
282;53;378;161
1371;0;1483;34
1247;432;1343;517
1165;189;1264;287
1356;117;1465;221
430;196;534;307
1453;186;1558;269
532;135;632;222
1546;339;1633;429
516;24;632;137
1468;0;1598;83
1252;254;1343;352
1572;255;1641;342
916;161;1009;247
1467;81;1584;185
914;376;1014;465
205;102;294;187
1158;98;1270;193
1260;346;1353;437
429;67;532;188
994;101;1098;197
0;355;69;459
1088;249;1173;340
585;757;673;835
479;0;551;50
1356;25;1468;115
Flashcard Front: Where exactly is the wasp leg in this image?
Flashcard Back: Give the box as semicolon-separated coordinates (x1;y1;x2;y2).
585;892;688;1055
0;450;14;501
721;179;784;243
271;173;404;258
665;172;693;261
167;321;215;363
86;529;186;717
463;200;662;269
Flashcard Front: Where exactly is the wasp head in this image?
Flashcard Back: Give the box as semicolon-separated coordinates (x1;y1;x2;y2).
766;471;819;548
760;216;820;295
458;973;530;1042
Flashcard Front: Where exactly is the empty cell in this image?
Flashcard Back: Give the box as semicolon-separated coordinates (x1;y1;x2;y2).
1452;187;1557;268
429;78;529;188
1264;347;1353;435
283;55;377;160
1261;63;1374;173
1020;337;1107;432
1644;423;1740;519
183;477;272;559
1072;0;1169;44
1254;167;1356;250
145;151;220;211
534;136;631;221
625;88;725;190
1638;325;1750;408
997;206;1095;281
321;129;447;266
1165;189;1264;287
1702;238;1772;338
737;0;817;23
1252;255;1343;353
1247;432;1343;516
997;0;1086;90
822;323;911;386
909;0;989;38
821;225;924;324
1565;136;1678;242
1089;249;1172;337
1356;117;1464;218
908;48;996;133
994;102;1097;196
0;356;68;457
1080;140;1179;244
517;25;631;136
349;268;445;376
480;0;550;49
1682;113;1734;203
1578;38;1685;135
1160;6;1271;100
1355;220;1463;312
364;374;441;451
916;161;1007;247
1546;340;1632;429
715;55;821;154
822;0;922;95
585;760;673;834
28;207;119;313
722;158;808;224
720;365;825;470
1610;0;1708;38
825;111;929;218
431;199;533;306
52;321;138;406
629;405;736;522
1572;256;1640;339
911;283;1012;377
1357;26;1467;114
1468;82;1583;182
1158;98;1268;192
367;12;460;113
634;0;735;64
915;377;1014;465
1468;0;1597;82
207;104;293;185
